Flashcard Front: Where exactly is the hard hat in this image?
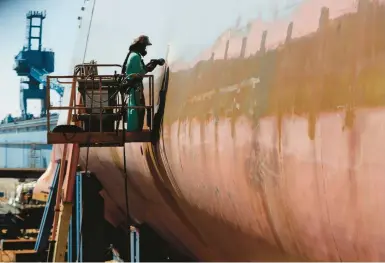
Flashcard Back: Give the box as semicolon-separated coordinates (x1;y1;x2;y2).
132;35;152;46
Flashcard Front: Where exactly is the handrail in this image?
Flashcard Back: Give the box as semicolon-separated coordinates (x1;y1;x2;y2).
46;67;155;136
50;106;152;110
74;63;122;68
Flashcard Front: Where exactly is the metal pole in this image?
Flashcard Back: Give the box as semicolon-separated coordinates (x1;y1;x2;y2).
67;220;72;262
46;77;50;131
151;76;154;131
76;173;83;262
130;229;134;262
130;227;140;262
99;77;102;133
135;229;140;262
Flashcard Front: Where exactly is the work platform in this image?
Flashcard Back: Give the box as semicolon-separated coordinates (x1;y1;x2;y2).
46;63;155;147
39;62;157;262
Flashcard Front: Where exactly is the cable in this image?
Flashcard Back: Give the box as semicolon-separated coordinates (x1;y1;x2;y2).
115;75;136;134
75;0;97;254
120;78;131;230
117;72;141;260
82;0;97;64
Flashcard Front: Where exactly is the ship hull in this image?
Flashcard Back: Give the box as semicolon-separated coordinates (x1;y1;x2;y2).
34;0;385;261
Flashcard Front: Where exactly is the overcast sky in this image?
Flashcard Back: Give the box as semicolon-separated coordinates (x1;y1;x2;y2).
0;0;81;118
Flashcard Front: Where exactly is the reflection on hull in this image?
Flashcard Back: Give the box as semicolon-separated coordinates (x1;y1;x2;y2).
34;0;385;261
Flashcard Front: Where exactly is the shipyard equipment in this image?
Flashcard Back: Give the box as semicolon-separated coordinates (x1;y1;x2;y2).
13;11;64;119
41;62;155;262
0;10;61;170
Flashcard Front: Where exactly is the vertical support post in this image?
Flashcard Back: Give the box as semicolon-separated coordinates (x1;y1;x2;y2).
53;202;73;261
4;144;7;168
38;15;43;51
240;37;248;58
46;77;50;129
130;230;134;262
99;77;103;133
53;144;80;262
34;161;60;252
67;220;73;262
63;144;80;203
76;173;83;262
52;145;68;241
260;30;268;54
148;76;152;131
285;22;293;44
28;15;32;50
136;230;140;262
130;226;140;262
150;75;154;131
224;40;230;60
67;173;79;262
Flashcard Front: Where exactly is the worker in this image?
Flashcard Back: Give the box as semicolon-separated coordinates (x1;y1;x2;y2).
121;35;165;132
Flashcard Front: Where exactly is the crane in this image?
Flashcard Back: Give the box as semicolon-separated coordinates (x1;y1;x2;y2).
13;11;64;119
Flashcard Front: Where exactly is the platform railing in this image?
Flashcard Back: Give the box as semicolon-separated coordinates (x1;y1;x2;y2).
45;63;155;145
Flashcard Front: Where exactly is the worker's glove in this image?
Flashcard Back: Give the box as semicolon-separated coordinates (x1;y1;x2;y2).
156;58;165;66
149;59;165;66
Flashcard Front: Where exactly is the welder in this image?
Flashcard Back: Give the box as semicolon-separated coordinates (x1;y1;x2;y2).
121;35;165;131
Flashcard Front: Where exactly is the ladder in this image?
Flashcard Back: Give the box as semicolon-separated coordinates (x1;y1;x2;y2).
43;63;155;262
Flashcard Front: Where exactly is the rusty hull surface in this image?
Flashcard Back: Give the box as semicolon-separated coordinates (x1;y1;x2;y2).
33;0;385;261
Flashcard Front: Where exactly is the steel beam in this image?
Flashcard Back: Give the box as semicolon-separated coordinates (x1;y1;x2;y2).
0;168;44;179
0;239;36;250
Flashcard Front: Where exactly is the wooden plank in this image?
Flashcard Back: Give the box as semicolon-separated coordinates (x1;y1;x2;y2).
53;202;72;262
0;239;36;250
47;131;152;145
14;250;41;262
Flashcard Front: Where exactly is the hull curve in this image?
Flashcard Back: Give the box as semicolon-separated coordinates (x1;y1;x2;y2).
34;0;385;261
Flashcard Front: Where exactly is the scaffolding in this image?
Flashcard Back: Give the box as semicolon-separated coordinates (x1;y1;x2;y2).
42;62;154;262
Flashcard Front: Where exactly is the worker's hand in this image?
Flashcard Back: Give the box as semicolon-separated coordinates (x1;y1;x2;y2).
149;59;165;66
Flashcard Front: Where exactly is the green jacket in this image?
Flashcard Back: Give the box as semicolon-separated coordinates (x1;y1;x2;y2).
125;52;146;77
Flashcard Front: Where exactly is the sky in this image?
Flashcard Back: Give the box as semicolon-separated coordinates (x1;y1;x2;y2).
0;0;82;118
0;0;304;120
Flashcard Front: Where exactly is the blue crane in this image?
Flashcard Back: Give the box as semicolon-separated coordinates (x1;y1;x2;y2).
13;11;64;119
30;67;65;98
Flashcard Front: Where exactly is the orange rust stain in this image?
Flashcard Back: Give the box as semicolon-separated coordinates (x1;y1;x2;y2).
154;1;385;261
165;1;385;142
